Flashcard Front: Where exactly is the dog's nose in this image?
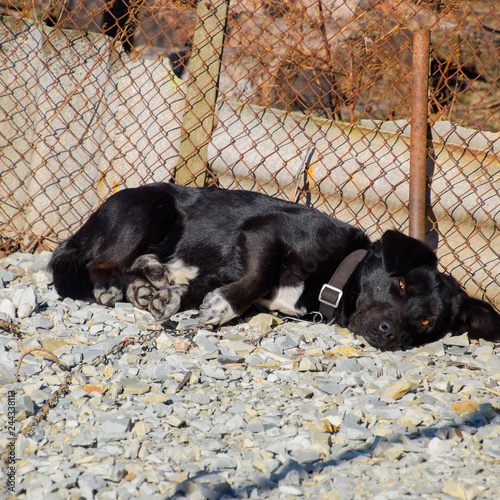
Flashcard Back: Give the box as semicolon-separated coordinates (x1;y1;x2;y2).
378;318;397;340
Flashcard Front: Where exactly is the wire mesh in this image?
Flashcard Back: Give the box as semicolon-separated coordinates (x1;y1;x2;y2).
0;0;498;308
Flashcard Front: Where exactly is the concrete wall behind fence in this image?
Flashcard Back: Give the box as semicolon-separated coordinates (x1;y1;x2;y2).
0;16;185;246
0;17;499;308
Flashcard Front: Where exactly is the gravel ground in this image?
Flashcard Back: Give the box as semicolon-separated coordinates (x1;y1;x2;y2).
1;251;500;500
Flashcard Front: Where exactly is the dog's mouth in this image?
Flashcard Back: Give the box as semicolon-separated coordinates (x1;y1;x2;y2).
361;332;403;351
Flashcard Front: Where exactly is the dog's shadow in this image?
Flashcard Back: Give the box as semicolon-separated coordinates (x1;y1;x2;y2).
172;410;496;498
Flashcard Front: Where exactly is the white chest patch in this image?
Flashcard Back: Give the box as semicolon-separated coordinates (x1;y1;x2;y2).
257;284;306;316
166;259;199;285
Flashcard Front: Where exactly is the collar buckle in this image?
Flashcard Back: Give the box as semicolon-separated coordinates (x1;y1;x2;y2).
318;248;368;323
319;284;343;309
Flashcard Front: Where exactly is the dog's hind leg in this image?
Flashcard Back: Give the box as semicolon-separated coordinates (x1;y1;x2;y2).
88;250;167;307
87;258;127;306
126;254;188;318
94;275;124;306
126;253;169;310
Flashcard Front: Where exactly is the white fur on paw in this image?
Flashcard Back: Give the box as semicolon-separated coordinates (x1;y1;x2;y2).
198;290;236;325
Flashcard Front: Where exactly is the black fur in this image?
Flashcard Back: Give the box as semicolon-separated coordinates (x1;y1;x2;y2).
102;0;134;52
49;183;500;350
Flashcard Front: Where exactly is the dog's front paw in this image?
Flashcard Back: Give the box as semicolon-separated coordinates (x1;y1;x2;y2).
198;290;236;325
127;279;156;308
149;285;185;318
94;286;123;306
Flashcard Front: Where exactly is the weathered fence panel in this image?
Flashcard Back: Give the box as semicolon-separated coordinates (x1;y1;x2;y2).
0;0;499;309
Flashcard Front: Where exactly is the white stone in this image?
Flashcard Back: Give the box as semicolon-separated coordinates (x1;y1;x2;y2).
428;437;454;456
0;298;16;319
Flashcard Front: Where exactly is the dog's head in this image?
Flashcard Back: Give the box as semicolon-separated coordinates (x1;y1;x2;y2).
346;230;500;350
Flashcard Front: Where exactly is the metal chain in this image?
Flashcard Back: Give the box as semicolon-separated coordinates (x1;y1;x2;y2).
0;320;198;496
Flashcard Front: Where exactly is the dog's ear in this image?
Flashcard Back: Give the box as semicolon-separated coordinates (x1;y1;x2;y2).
381;230;437;276
453;296;500;342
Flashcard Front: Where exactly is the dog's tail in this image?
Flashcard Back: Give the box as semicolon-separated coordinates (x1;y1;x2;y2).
48;241;94;301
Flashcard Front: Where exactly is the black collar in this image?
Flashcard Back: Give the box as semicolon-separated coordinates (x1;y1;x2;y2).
318;249;368;323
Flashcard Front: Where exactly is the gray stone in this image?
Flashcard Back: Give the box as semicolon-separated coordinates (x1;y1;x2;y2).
486;355;500;375
87;463;127;482
443;333;469;346
178;474;233;499
278;485;303;496
217;353;245;364
245;352;266;365
247;420;278;433
319;383;347;396
219;339;255;358
187;392;211;405
290;449;320;464
194;335;219;360
121;377;151;395
335;358;362;372
260;338;284;354
483;437;500;460
190;419;212;433
114;301;135;314
15;395;34;418
341;420;373;441
211;455;237;470
297;357;322;372
78;473;107;492
462;411;488;426
0;269;16;282
225;413;245;431
177;317;201;330
71;428;97;447
201;363;227;380
97;416;132;434
32;315;54;330
275;335;300;350
13;286;37;309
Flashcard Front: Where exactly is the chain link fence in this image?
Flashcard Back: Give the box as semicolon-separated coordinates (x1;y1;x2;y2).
0;0;499;308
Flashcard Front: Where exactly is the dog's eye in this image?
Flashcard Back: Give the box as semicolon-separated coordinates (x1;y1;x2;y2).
421;319;430;326
398;279;405;291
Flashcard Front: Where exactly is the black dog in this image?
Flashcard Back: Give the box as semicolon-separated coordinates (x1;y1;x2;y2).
49;183;500;349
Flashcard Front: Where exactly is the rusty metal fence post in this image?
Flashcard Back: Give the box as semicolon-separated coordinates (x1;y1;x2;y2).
409;29;431;243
